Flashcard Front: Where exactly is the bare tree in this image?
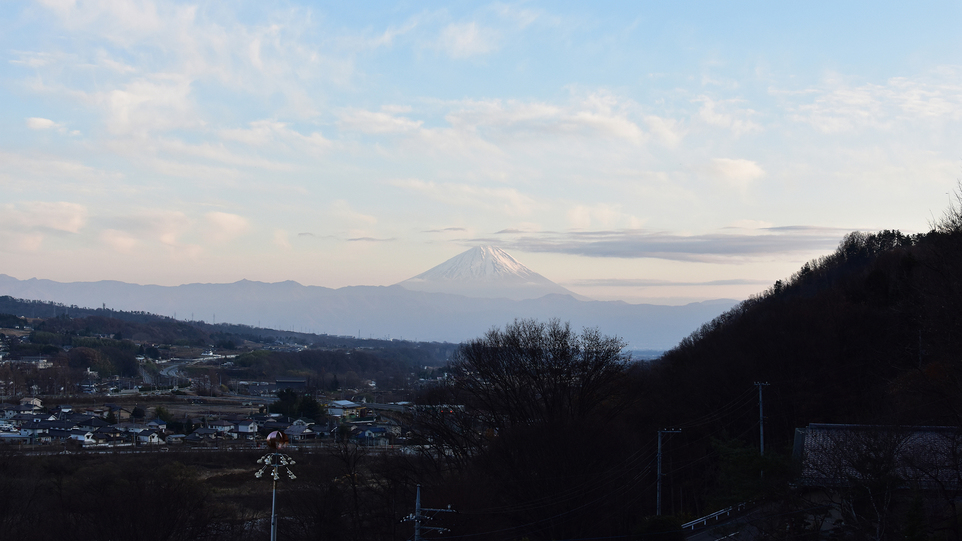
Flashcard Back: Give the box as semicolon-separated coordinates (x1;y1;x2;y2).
450;318;629;432
414;319;635;540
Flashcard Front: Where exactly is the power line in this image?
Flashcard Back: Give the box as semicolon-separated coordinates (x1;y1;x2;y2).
403;484;456;541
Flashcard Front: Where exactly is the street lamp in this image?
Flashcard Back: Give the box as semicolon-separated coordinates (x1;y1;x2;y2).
255;431;296;541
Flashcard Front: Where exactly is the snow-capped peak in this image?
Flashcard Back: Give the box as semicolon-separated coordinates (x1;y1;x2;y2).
396;245;585;301
411;245;540;282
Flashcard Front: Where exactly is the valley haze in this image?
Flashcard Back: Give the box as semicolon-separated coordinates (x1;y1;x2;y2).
0;246;736;350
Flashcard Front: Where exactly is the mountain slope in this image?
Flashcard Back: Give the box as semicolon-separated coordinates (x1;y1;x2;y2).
649;227;962;453
396;245;587;300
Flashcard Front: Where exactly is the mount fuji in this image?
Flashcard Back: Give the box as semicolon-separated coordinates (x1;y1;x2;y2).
396;245;588;301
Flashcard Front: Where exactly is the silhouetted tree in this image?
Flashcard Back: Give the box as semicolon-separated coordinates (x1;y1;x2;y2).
416;319;638;540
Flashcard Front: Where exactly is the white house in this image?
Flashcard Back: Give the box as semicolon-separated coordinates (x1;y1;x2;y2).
69;429;95;444
233;419;258;440
137;430;162;444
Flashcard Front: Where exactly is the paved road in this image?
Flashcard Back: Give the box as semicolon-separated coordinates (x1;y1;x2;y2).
160;361;188;378
685;509;763;541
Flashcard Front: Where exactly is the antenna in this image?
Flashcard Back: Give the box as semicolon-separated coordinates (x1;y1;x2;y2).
402;484;456;541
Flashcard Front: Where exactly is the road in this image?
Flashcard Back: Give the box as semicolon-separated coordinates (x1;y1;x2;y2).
685;508;764;541
160;360;189;378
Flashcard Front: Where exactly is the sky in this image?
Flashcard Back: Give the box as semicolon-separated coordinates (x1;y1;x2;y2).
1;1;960;305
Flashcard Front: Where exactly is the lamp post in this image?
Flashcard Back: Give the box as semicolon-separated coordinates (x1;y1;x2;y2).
255;431;296;541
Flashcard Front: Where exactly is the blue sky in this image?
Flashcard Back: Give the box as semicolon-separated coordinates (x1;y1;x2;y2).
1;1;960;304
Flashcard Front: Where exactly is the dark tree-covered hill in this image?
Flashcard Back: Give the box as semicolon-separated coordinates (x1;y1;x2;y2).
649;208;962;460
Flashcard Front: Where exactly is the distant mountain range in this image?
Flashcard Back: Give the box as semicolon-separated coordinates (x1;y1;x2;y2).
0;246;738;350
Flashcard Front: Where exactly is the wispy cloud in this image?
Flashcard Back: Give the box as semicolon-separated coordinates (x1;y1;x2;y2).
704;158;766;192
0;201;87;254
338;109;423;134
423;227;468;233
569;278;772;287
695;96;762;136
1;201;88;234
566;203;644;229
392;178;540;216
26;117;62;131
0;151;123;189
101;229;139;253
219;120;332;152
487;227;848;263
785;68;962;133
444;92;646;144
438;22;500;58
205;211;250;242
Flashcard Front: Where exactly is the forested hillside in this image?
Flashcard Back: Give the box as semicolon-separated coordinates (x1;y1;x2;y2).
0;298;455;385
629;204;962;517
656;219;962;436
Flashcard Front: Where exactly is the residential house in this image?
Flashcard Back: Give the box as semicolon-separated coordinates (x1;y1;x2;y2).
209;420;234;434
18;423;49;443
791;423;962;539
10;413;56;427
358;426;390;446
103;403;132;422
234;419;258;441
76;416;110;432
16;404;41;415
115;422;149;434
285;424;315;442
19;397;42;410
262;420;293;434
50;404;73;417
795;423;962;489
185;428;221;445
38;420;78;442
69;429;95;445
0;404;18;419
92;426;128;446
137;430;162;445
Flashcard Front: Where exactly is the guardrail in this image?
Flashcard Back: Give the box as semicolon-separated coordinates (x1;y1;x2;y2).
682;502;748;530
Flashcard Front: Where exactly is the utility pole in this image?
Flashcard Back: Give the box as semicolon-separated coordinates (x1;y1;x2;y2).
657;429;681;516
403;484;456;541
755;382;769;456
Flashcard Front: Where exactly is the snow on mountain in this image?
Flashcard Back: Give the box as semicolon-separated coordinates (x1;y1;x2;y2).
396;246;587;301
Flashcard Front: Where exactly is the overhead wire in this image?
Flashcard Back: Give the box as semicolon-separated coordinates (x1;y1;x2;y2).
422;383;772;539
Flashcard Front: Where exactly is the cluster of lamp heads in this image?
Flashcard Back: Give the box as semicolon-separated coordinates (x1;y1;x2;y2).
254;431;296;480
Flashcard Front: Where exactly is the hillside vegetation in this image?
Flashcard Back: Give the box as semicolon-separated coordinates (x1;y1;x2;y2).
0;300;455;387
632;203;962;518
657;221;962;436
